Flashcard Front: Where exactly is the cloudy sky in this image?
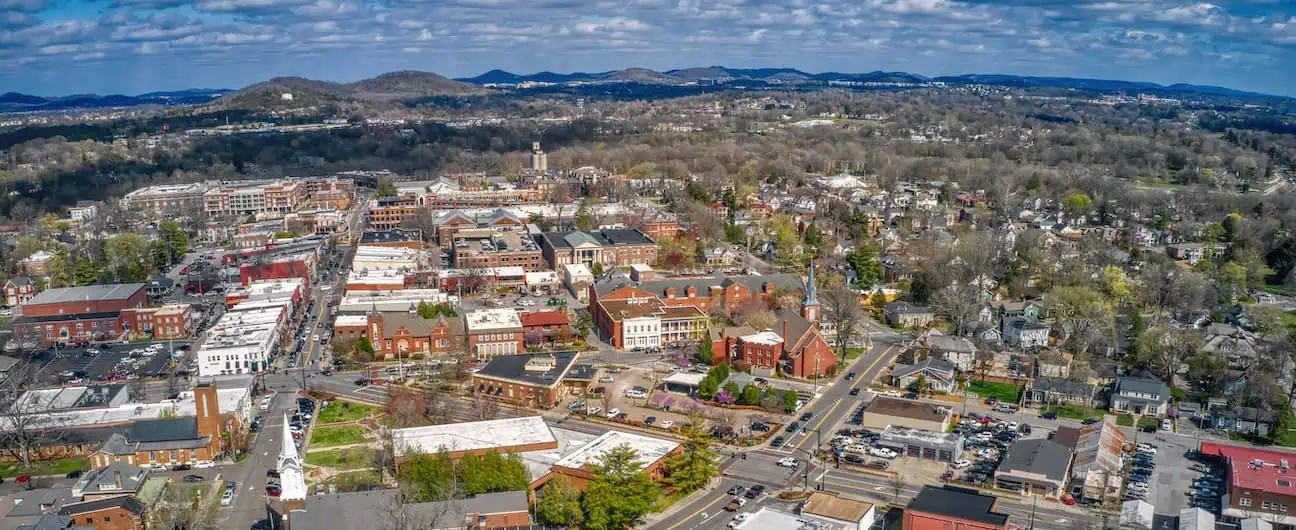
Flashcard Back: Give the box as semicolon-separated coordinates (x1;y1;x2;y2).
1;0;1293;97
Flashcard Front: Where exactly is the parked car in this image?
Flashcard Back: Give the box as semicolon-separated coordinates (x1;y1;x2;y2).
952;459;972;469
744;485;765;499
724;498;747;511
183;475;205;483
1040;411;1057;420
644;416;656;425
777;457;799;468
727;485;746;496
770;436;785;448
868;447;898;459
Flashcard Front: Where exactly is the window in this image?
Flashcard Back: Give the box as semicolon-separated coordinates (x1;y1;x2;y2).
1283;505;1289;513
1264;501;1273;510
1241;498;1252;507
85;518;93;523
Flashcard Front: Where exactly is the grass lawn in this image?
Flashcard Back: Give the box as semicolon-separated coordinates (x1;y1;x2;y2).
1047;405;1105;421
309;426;368;448
0;458;86;478
1116;415;1134;426
1261;283;1296;297
330;470;383;493
305;448;372;470
843;347;868;360
966;381;1022;403
1138;417;1161;430
317;401;380;424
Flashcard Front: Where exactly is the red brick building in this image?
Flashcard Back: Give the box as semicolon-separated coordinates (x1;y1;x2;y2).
595;272;802;316
520;310;572;340
1200;441;1296;525
59;496;147;530
119;304;194;340
471;352;590;409
239;254;315;287
3;276;37;307
358;228;424;250
903;486;1011;530
332;310;463;357
12;284;149;346
365;195;421;230
464;309;525;358
88;383;226;468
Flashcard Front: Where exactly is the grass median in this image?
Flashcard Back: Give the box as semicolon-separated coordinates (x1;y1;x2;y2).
309;426;368;448
304;448;373;471
317;401;380;424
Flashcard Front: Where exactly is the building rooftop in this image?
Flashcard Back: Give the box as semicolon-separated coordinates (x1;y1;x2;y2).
25;284;146;306
474;351;580;388
996;439;1073;482
463;308;522;332
866;397;951;424
907;486;1009;527
520;311;570;328
1200;442;1296;497
289;489;528;530
392;416;555;458
742;331;784;346
801;492;874;524
359;229;422;245
734;507;830;530
70;462;147;498
553;429;680;472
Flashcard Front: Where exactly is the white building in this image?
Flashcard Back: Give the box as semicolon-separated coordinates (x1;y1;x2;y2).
562;263;594;302
196;301;287;376
277;413;306;501
338;289;457;313
351;245;422;272
464;308;523;357
622;315;661;350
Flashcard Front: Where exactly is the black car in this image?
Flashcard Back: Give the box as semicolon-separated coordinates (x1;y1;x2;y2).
354;378;371;386
770;436;785;448
750;422;770;432
65;470;83;479
787;422;801;433
172;464;192;471
1040;411;1057;420
845;372;856;380
849;388;861;396
745;485;765;499
644;416;656;425
844;454;866;464
183;474;205;482
267;469;280;478
727;486;746;496
1081;418;1100;425
800;412;813;422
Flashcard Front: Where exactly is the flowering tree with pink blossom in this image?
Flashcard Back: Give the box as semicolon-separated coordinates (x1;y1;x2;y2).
715;390;735;405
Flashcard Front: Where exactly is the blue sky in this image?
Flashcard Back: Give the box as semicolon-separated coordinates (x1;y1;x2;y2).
2;0;1294;96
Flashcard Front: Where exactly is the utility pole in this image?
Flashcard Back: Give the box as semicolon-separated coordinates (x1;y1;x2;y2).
1028;494;1038;530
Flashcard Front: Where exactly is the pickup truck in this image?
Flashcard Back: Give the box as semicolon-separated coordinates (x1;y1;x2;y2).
724;498;747;511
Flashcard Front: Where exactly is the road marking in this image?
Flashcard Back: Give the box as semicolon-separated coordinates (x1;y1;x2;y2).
665;493;729;530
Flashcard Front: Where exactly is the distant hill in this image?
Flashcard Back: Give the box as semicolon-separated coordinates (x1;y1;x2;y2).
217;70;486;109
451;66;1283;100
0;89;230;113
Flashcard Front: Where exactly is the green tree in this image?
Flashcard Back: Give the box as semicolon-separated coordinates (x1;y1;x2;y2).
105;233;151;282
740;384;761;405
535;475;584;527
1222;213;1243;242
698;376;719;400
781;390;798;413
694;340;713;366
590;263;605;277
909;273;932;304
582;445;661;530
722;381;740;400
847;243;882;290
915;374;928;395
45;247;72;288
1061;192;1093;217
376;182;398;198
574;199;596;231
356;337;375;354
72;258;98;286
724;224;745;246
1026;173;1041;191
398;450;455;501
158;220;188;258
150;240;172;271
803;223;824;257
664;427;718;494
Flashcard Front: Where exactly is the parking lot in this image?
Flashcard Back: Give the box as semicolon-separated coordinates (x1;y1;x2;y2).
1131;436;1217;516
35;340;192;386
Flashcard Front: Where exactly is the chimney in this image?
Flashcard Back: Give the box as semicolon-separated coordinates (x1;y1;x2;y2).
114;470;122;490
782;319;788;341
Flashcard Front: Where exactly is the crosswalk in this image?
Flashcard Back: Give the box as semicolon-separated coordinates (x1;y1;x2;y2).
350;385;390;403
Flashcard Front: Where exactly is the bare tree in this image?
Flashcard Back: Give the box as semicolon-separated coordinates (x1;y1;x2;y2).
822;285;865;359
165;367;183;398
888;473;907;505
128;376;147;402
931;282;984;336
148;479;225;529
0;358;62;486
472;391;501;421
973;351;996;383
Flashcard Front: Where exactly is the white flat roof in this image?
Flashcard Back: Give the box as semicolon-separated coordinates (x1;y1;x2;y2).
563;263;593;277
734;507;812;530
553;430;679;471
742;331;784;346
662;372;706;386
464;308;522;332
520;425;599;481
334;315;368;327
392;416;554;457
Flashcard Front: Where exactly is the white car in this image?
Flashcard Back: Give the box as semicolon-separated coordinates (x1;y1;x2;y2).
952;459;972;469
586;407;602;416
868;447;898;459
1006;422;1019;431
194;460;215;469
658;420;674;429
883;390;903;397
1136;443;1158;455
777;457;799;468
606;408;621;418
220;490;234;506
728;513;752;528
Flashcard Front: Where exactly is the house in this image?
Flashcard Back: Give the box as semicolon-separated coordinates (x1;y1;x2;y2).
993;439;1073;498
925;335;977;372
1001;317;1049;349
1212;407;1279;436
891;358;957;393
144;277;174;298
965;321;1001;344
0;488;75;529
4;276;37;307
1035;354;1070;379
903;486;1010;530
703;247;738;267
884;301;934;329
520;311;572;343
58;496;147;530
1054;419;1126;484
1110;376;1170;417
70;462;149;500
1026;377;1098;408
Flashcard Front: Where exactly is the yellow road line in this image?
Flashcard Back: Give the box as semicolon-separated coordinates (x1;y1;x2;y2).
665;493;730;530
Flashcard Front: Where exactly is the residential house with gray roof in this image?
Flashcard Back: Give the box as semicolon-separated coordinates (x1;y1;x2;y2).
1111;376;1170;417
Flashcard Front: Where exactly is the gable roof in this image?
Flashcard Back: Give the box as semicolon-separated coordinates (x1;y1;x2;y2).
519;311;571;328
892;358;956;380
126;417;198;443
1114;376;1169;402
59;496;146;517
885;301;932;315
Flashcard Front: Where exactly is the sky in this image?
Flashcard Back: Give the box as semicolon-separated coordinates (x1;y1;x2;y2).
1;0;1294;97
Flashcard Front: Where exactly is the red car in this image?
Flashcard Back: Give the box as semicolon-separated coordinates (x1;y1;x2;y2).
265;486;281;497
15;475;30;484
